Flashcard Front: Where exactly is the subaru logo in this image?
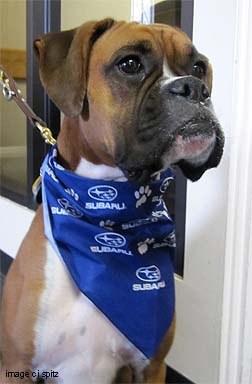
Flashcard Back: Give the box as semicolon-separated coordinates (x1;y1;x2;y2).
136;265;161;282
88;185;118;201
160;177;173;193
95;232;126;247
57;198;83;218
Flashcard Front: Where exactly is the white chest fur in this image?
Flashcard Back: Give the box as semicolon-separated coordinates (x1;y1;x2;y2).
75;158;127;181
32;242;148;384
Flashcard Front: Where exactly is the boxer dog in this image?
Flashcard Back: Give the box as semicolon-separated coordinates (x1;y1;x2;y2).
1;19;224;384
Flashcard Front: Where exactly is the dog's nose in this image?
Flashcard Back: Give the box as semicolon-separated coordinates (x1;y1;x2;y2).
167;76;210;103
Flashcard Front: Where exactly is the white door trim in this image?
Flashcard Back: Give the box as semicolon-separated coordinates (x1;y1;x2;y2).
219;0;252;383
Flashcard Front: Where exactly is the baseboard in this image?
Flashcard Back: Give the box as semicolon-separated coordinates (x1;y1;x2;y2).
166;366;194;383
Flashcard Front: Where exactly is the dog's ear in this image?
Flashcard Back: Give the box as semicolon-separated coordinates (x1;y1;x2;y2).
34;18;115;117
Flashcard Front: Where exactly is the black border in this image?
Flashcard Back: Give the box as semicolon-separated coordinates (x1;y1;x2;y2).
153;0;194;276
0;1;61;208
181;0;194;37
154;0;194;276
26;0;61;210
0;185;28;206
174;0;194;276
167;366;194;383
173;0;194;276
0;250;13;276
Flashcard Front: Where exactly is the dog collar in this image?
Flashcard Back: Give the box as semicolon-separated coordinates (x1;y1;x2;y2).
41;146;176;358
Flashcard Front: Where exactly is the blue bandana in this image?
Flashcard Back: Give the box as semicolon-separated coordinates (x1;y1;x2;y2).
41;146;176;358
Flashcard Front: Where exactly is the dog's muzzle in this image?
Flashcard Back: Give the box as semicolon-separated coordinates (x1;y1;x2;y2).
163;76;224;181
118;76;224;183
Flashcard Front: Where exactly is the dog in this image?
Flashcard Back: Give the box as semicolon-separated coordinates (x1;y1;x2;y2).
0;19;224;384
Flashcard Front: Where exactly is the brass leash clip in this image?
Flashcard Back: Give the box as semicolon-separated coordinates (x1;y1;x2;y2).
35;122;57;146
0;65;57;146
0;64;57;203
0;69;15;101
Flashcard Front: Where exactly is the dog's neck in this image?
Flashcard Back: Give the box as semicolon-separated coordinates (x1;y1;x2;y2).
57;116;126;181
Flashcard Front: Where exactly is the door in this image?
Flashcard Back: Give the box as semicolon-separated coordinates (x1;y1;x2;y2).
166;0;252;383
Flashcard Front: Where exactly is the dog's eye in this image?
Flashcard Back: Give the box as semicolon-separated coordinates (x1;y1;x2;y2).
192;61;207;79
118;56;143;75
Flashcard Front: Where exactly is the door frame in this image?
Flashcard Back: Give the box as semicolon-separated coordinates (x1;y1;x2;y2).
167;0;252;382
219;0;252;383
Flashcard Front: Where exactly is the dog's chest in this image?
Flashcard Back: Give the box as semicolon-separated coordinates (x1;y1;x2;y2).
32;242;147;383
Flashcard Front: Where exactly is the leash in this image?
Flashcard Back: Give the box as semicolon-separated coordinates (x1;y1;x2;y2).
0;64;56;146
0;64;57;202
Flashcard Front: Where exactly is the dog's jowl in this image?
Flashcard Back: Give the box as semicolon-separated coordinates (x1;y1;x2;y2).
1;19;224;384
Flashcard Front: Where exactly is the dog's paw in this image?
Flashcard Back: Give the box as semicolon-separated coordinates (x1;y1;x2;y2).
137;238;155;255
99;219;115;229
152;209;171;220
163;230;176;247
135;186;152;208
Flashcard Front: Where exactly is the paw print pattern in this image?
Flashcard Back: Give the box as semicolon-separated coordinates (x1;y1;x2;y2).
152;210;171;220
164;230;176;247
137;238;155;255
135;186;152;208
99;220;115;229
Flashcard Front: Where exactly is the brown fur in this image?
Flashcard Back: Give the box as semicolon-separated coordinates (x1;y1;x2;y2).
1;207;45;382
41;20;212;172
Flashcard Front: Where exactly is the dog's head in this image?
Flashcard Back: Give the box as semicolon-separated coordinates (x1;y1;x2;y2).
34;19;224;182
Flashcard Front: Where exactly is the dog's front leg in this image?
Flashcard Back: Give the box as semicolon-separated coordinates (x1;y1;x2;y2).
143;362;167;384
142;314;176;384
113;365;134;383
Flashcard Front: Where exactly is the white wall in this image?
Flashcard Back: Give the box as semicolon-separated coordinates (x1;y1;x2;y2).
165;1;238;382
0;0;27;191
217;0;252;382
61;0;131;29
0;0;26;49
190;1;252;384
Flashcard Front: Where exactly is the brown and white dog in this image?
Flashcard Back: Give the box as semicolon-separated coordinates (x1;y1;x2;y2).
0;19;224;384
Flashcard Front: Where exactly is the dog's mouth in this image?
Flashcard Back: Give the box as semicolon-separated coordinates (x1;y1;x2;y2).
172;117;224;181
175;133;216;163
119;117;224;184
164;118;219;167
